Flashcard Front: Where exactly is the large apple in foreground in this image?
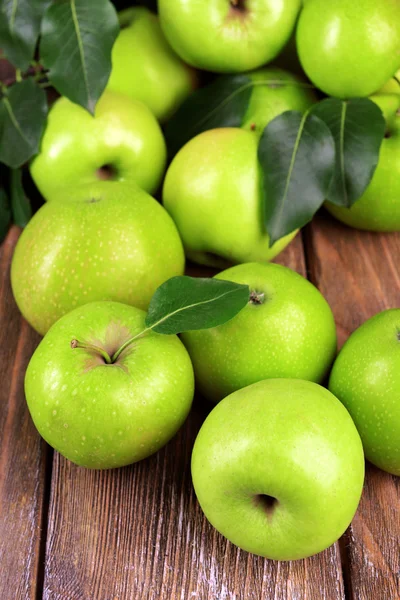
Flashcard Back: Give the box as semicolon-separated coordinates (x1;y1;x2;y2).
329;309;400;476
11;182;185;335
192;379;365;560
163;129;297;267
106;7;197;122
30;91;167;200
158;0;301;73
182;263;337;403
296;0;400;98
325;92;400;231
25;301;194;469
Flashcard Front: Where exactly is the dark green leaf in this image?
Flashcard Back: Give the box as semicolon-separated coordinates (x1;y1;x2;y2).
0;78;47;168
40;0;119;113
10;168;31;227
0;0;50;69
145;276;250;335
164;75;253;157
258;110;335;245
311;98;386;208
0;186;11;242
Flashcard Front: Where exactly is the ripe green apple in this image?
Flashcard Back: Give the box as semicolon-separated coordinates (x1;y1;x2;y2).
325;93;400;231
181;262;337;403
296;0;400;98
158;0;302;73
30;90;167;200
192;379;364;560
106;7;197;122
25;301;194;469
163;128;297;267
378;70;400;96
329;309;400;476
11;181;185;335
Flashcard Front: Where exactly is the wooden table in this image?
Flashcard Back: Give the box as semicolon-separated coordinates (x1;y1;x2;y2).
1;213;399;600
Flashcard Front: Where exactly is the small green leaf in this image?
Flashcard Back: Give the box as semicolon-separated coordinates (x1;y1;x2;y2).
0;78;48;168
10;168;31;227
311;98;386;208
0;0;50;69
40;0;119;113
145;276;250;334
164;75;253;157
258;110;335;245
0;186;11;242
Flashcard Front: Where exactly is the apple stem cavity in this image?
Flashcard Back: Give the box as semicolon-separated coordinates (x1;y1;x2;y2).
111;328;151;362
253;494;279;518
249;290;265;305
70;339;113;364
229;0;246;12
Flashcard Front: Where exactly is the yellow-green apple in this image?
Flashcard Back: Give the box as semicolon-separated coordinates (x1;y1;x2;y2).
30;91;166;200
296;0;400;98
329;309;400;476
158;0;302;73
163;128;298;267
106;7;197;122
25;301;194;469
378;70;400;96
192;378;364;560
181;262;337;403
11;181;185;335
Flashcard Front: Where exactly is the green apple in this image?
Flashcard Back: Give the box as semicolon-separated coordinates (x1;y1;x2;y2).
158;0;302;73
378;69;400;96
296;0;400;98
181;262;337;403
25;301;194;469
163;128;297;267
329;309;400;476
106;7;197;122
30;90;167;200
11;181;185;335
192;379;364;560
325;93;400;231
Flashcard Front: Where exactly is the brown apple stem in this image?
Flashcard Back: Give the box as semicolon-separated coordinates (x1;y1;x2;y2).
71;339;112;364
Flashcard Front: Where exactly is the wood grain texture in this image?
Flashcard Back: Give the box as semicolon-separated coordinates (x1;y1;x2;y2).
0;227;48;600
41;231;345;600
307;212;400;600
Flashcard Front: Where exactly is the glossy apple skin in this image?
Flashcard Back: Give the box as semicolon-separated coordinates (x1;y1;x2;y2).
107;7;197;122
159;0;301;73
30;91;166;200
182;262;337;403
329;310;400;476
25;301;194;469
11;182;185;335
163;128;297;267
297;0;400;99
325;94;400;231
192;379;364;560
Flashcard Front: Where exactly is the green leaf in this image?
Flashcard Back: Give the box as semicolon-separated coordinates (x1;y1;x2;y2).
0;186;11;242
145;276;250;335
164;74;253;157
40;0;119;113
258;110;336;245
311;98;386;208
0;78;47;168
0;0;50;69
10;168;31;227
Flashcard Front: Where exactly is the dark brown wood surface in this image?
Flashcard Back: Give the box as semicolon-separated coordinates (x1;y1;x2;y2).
0;215;399;600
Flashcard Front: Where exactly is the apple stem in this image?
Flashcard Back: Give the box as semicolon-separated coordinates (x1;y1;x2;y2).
71;339;112;364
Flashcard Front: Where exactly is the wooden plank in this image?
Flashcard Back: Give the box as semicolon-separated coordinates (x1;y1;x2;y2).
0;227;49;600
306;213;400;599
42;232;344;600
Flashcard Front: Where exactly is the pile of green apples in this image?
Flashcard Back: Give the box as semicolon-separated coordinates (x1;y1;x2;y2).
9;0;400;563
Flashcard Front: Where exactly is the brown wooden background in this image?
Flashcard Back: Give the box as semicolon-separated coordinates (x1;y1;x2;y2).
1;213;399;600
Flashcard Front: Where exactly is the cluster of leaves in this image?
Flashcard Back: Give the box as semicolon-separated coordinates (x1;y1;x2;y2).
166;75;387;244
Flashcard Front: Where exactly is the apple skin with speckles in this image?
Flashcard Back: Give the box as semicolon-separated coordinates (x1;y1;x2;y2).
11;182;185;336
329;309;400;476
191;379;365;560
25;301;194;469
181;262;337;403
30;90;167;200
